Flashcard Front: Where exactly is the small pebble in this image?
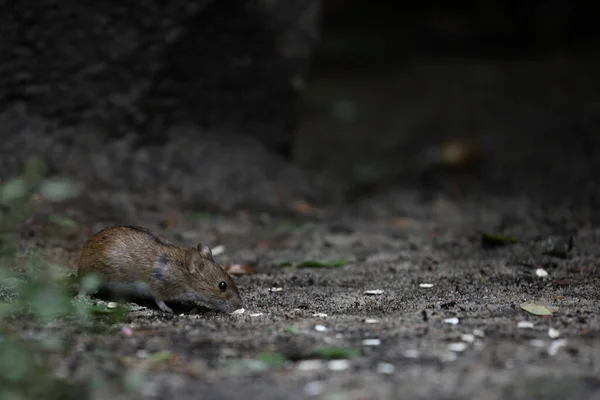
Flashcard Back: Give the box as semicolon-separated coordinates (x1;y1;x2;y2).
364;289;384;295
315;325;327;332
517;321;535;329
548;328;560;339
448;342;468;352
327;359;350;371
312;313;328;318
269;287;283;292
535;268;549;278
121;326;133;337
231;308;245;315
297;360;324;372
376;362;395;374
419;283;434;288
136;350;149;359
362;338;381;346
211;245;225;256
461;334;475;343
444;317;460;325
403;349;420;359
364;318;379;324
304;381;324;397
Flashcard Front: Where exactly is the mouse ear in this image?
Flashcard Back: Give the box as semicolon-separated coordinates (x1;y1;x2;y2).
186;249;203;274
197;242;212;258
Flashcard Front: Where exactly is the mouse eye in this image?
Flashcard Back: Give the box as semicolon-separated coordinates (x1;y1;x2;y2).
218;281;227;291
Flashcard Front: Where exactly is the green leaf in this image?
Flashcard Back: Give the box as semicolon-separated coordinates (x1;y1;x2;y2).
48;214;79;229
283;326;301;334
0;178;28;203
520;302;557;316
481;232;519;247
39;179;82;202
186;212;213;221
23;157;48;185
147;350;172;365
90;303;130;324
256;352;289;368
315;347;360;359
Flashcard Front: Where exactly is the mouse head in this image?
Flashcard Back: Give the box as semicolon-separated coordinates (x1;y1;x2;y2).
183;242;243;313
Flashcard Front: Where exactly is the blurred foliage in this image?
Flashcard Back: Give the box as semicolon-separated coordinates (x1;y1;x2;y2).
0;157;126;399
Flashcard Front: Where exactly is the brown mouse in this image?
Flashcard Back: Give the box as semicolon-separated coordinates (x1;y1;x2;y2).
77;225;243;313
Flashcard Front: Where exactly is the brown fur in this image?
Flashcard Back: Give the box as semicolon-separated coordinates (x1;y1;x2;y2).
78;225;243;313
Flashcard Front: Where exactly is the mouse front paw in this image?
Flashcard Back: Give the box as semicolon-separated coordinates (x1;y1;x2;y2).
155;299;173;313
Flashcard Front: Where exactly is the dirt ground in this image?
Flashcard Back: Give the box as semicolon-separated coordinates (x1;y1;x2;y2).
3;52;600;400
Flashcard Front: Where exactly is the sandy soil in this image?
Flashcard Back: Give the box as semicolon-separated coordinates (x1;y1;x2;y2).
3;53;600;400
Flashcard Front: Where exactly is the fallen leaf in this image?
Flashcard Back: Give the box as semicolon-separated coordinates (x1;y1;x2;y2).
481;232;519;248
386;217;416;229
315;347;360;360
224;264;257;275
290;199;324;217
164;214;178;231
520;302;557;316
439;139;483;168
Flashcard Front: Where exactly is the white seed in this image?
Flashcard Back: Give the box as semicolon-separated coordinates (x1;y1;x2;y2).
314;325;327;332
535;268;549;278
444;317;460;325
473;329;485;337
448;342;469;352
461;334;475;343
364;289;385;295
517;321;535;329
376;362;395;374
419;283;434;288
269;287;283;292
230;308;245;315
312;313;328;318
364;318;379;324
403;349;420;359
107;302;118;308
362;338;381;346
250;312;263;317
211;245;225;256
297;360;324;372
327;359;350;371
529;339;546;348
548;328;560;339
548;339;567;356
